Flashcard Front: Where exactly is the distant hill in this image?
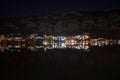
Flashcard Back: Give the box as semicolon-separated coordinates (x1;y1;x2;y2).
0;10;120;38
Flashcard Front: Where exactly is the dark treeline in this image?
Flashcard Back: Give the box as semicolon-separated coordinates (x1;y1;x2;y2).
0;10;120;38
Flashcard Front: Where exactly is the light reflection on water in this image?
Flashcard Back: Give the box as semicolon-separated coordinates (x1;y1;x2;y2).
1;38;120;79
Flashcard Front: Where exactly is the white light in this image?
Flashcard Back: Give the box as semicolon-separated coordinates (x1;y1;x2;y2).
61;43;66;48
43;41;48;45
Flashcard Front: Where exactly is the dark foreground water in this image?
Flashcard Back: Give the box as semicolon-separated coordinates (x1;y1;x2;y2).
0;45;120;79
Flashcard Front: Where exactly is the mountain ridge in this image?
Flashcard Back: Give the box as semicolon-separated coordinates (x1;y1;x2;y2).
0;10;120;38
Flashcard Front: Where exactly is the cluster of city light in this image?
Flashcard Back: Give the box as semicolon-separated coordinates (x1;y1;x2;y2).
0;33;90;43
90;38;118;47
0;33;120;52
0;38;119;52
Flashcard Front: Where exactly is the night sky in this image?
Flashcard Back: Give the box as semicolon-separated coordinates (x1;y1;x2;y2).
0;0;120;17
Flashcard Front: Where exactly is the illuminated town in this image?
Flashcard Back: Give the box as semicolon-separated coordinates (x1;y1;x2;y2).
0;33;119;52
